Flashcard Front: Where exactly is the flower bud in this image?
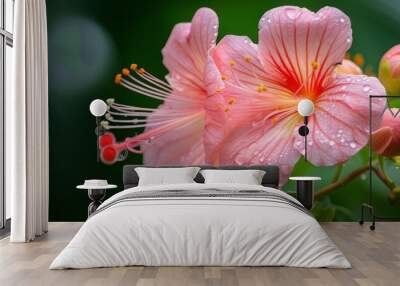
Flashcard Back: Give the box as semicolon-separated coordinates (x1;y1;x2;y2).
379;44;400;96
371;109;400;157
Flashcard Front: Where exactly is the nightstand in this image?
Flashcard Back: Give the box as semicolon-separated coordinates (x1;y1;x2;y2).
77;180;117;216
289;176;321;210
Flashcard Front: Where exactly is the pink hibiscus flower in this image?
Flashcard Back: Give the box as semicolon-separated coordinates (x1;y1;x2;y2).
100;8;227;165
207;6;386;183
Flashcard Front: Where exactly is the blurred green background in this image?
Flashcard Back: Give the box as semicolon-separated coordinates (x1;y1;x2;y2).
47;0;400;221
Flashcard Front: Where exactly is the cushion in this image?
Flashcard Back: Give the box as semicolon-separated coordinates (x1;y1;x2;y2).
135;167;201;186
200;169;266;185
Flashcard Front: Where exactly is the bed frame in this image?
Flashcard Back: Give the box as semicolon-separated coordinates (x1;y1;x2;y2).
123;165;280;189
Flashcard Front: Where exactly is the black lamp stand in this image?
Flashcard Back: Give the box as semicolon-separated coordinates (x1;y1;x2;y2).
359;95;400;231
95;117;105;162
298;116;310;162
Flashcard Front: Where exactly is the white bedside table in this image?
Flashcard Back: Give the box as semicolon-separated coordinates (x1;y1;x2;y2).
289;177;321;210
77;180;117;216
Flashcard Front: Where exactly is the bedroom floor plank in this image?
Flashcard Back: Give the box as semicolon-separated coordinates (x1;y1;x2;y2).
0;222;399;286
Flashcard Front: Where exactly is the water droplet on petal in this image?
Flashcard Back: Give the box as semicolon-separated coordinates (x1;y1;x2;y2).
329;141;335;146
346;38;351;43
363;85;371;93
350;142;357;148
340;17;345;23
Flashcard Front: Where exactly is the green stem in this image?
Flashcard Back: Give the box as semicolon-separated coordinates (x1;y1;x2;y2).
378;156;396;189
314;164;394;200
331;164;343;183
315;165;369;200
373;165;396;190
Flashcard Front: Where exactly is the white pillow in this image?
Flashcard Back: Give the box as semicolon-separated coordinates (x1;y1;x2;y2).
200;169;266;185
135;167;200;186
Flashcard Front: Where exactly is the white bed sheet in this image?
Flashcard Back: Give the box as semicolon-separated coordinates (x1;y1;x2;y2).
50;183;350;269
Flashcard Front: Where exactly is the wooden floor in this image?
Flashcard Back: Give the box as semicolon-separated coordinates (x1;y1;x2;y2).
0;222;399;286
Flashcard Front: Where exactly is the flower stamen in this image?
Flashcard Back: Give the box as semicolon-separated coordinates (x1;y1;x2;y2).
311;60;319;71
244;55;252;63
115;74;122;85
130;63;138;71
228;98;236;105
256;83;267;93
228;60;236;67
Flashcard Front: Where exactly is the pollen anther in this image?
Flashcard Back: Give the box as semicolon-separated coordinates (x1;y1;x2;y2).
228;60;236;67
256;83;267;93
221;75;228;81
244;55;252;63
138;68;146;75
122;68;130;76
130;63;138;71
115;74;122;85
311;60;319;70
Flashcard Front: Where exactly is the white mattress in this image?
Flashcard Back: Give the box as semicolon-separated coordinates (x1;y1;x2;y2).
50;183;350;269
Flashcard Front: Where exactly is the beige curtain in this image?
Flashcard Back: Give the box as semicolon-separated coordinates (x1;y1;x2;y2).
7;0;49;242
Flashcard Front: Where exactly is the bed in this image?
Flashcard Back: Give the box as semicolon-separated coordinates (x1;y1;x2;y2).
50;165;350;269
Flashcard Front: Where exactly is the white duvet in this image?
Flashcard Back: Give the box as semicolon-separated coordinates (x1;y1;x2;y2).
50;183;350;269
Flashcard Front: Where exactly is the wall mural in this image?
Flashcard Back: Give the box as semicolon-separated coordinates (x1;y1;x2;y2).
48;0;400;222
95;6;400;220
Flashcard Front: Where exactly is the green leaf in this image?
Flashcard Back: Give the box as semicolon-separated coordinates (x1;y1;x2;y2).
388;97;400;108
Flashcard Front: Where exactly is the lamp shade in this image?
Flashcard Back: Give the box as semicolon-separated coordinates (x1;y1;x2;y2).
89;99;107;117
297;99;315;117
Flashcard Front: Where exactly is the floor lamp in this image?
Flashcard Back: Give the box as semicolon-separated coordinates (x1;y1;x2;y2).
359;95;400;230
89;99;108;162
297;99;315;162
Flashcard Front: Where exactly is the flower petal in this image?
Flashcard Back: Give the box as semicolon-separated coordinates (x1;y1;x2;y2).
210;35;297;128
141;99;206;165
335;59;362;75
258;6;352;94
294;74;386;165
203;56;228;164
211;35;264;89
219;115;302;185
371;127;394;156
162;8;218;94
372;108;400;156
